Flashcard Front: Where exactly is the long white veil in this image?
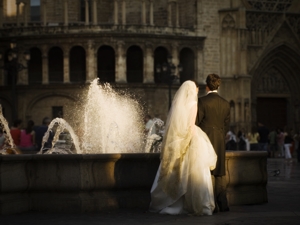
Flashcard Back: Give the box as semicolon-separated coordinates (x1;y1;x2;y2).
159;81;198;199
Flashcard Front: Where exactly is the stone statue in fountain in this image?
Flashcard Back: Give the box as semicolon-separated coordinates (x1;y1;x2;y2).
144;118;165;153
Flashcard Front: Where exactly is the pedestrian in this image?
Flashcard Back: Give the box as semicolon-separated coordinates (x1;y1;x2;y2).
10;119;22;147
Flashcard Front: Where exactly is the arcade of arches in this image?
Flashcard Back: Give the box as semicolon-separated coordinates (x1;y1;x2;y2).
12;45;195;85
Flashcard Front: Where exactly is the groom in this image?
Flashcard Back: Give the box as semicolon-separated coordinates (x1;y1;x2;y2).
196;73;230;212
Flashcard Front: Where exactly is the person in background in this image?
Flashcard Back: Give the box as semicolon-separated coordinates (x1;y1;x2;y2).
237;130;246;150
247;126;260;151
19;120;37;152
268;127;277;158
276;128;285;158
257;122;269;151
35;117;51;151
284;129;293;163
225;128;237;150
10;119;22;147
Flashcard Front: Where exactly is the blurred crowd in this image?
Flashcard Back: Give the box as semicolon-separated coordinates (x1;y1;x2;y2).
0;117;52;154
225;122;300;162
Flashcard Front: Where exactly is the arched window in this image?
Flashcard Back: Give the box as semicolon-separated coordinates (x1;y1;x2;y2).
80;0;92;22
154;47;168;84
179;48;195;83
126;46;143;83
97;45;115;83
48;47;63;83
28;47;42;84
30;0;41;21
70;46;86;83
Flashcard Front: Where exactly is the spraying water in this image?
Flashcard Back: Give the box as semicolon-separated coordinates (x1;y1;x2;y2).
39;117;81;154
81;79;144;153
0;105;20;154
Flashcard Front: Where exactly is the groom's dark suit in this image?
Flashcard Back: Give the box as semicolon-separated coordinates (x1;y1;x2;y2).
197;91;230;211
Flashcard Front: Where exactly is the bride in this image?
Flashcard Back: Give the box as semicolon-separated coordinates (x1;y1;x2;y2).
149;80;217;216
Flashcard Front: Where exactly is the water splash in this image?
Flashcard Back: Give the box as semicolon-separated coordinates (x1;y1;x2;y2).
0;105;20;154
39;118;81;154
81;79;144;153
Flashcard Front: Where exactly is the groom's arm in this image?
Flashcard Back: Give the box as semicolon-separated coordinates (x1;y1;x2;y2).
196;98;205;125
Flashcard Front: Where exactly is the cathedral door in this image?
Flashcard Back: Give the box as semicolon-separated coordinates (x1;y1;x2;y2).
256;97;287;130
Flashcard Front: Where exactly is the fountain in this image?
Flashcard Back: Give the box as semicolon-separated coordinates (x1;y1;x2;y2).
37;79;144;155
0;105;21;155
0;80;268;215
39;118;82;154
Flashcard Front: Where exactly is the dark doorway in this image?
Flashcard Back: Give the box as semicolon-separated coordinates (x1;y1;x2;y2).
126;46;143;83
48;47;63;83
256;97;287;130
97;45;115;83
70;46;86;83
28;47;42;84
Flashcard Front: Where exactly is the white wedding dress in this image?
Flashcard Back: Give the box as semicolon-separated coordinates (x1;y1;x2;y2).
149;81;217;216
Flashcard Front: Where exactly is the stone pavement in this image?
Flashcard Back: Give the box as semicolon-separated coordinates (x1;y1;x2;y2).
2;158;300;225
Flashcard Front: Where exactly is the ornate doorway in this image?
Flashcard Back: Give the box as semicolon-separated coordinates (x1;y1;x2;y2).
256;97;287;130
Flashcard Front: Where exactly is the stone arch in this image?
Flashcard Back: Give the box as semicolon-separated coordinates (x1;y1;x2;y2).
97;45;115;83
25;92;78;126
126;45;143;83
69;46;86;83
251;44;300;129
48;46;64;83
222;14;235;30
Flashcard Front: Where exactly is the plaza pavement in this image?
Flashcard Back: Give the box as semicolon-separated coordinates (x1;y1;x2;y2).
1;158;300;225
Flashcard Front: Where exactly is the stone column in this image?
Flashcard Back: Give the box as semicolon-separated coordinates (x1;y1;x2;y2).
42;46;49;84
63;46;70;83
238;8;247;76
92;0;98;25
149;0;154;26
144;43;154;83
171;44;179;76
64;0;68;26
24;3;28;27
17;48;28;85
195;0;203;35
86;40;96;82
175;2;179;27
167;1;172;27
85;0;89;25
196;45;204;83
16;2;21;27
114;0;118;25
115;41;126;83
42;0;47;26
141;0;146;25
122;0;126;25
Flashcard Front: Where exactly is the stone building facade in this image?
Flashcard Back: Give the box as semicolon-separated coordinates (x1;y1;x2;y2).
0;0;300;134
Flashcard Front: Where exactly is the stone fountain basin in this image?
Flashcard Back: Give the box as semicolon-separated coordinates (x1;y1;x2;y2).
0;151;267;214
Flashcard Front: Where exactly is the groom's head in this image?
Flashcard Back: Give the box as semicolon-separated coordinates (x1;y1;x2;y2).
206;74;221;91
